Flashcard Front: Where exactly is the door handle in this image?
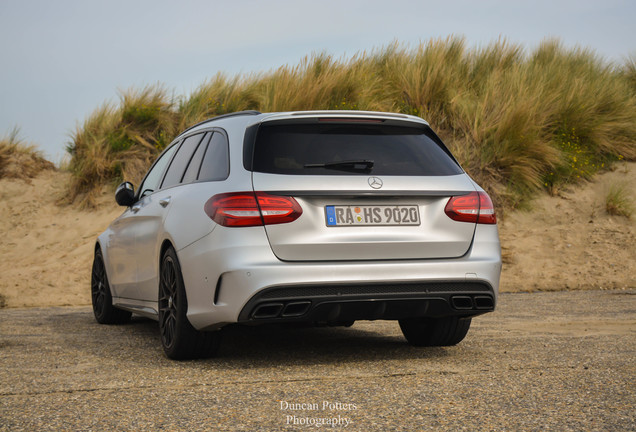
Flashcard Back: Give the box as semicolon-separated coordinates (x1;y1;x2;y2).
159;197;171;208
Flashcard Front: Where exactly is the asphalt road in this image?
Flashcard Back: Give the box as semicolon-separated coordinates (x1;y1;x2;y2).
1;290;634;431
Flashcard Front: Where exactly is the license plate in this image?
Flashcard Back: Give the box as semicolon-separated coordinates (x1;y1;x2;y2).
325;205;420;227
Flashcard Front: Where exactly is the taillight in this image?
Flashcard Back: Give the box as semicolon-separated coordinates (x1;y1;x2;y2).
445;191;497;224
204;192;302;227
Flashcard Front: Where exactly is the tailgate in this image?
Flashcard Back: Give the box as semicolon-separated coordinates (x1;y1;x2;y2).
253;173;476;261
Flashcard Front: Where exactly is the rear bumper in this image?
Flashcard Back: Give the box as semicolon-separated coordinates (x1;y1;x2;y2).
178;224;501;331
238;281;495;324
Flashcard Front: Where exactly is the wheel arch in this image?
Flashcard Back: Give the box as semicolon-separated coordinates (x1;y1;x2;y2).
158;237;204;328
158;238;178;296
159;239;176;266
94;240;112;291
94;234;113;282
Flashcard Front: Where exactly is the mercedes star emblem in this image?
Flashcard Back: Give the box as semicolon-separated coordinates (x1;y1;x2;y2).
368;177;383;189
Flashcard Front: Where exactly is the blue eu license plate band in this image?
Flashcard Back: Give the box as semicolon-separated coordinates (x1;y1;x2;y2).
326;205;338;226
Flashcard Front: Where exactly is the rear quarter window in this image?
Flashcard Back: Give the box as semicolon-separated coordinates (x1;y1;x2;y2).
181;132;212;184
198;131;229;181
161;133;206;188
251;123;462;176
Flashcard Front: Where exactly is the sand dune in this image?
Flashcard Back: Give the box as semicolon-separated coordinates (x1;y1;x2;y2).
500;162;635;292
1;164;634;308
0;172;121;308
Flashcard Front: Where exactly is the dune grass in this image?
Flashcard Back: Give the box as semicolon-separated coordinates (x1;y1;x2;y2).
65;37;636;208
622;54;636;92
0;127;55;180
65;86;178;206
605;182;634;219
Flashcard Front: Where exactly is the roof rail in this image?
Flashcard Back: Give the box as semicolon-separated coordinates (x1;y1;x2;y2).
181;110;262;134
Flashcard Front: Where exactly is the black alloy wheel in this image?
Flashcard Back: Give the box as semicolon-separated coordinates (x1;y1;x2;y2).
159;252;179;350
91;248;131;324
158;247;221;360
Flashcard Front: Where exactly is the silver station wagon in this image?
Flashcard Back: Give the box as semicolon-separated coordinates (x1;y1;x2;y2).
91;110;502;359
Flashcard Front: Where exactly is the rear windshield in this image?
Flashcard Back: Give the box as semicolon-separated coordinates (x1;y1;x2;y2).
251;123;463;176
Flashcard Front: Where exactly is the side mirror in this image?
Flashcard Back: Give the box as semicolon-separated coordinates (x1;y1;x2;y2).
115;181;135;207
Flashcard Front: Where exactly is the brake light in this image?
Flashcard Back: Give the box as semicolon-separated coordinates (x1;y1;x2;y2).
204;192;302;227
318;118;383;123
444;191;497;224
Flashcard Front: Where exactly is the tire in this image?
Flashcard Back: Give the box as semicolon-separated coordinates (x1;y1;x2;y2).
399;316;471;347
91;248;132;324
158;247;221;360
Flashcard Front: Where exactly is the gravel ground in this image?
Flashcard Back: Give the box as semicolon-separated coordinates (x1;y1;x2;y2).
0;290;634;431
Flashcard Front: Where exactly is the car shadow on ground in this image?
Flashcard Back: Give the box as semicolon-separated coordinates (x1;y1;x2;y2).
88;312;456;367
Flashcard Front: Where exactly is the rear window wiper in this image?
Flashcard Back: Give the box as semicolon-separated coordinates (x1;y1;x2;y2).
304;160;374;172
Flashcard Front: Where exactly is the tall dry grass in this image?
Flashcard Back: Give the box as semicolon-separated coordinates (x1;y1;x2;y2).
0;127;55;180
65;38;636;209
624;54;636;87
605;182;634;219
65;85;178;207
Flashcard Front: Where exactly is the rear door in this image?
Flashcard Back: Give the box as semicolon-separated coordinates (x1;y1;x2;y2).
250;118;477;262
134;132;210;301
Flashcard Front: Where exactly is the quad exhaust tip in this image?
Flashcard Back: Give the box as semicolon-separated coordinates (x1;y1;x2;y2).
451;295;494;310
451;296;473;310
281;301;311;317
251;303;284;319
474;296;495;309
251;301;312;319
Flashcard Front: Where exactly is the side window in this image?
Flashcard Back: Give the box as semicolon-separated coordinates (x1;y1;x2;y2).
161;133;206;189
182;133;211;184
138;142;179;198
198;132;229;181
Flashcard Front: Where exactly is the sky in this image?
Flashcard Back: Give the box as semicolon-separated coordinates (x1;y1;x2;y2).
1;0;635;163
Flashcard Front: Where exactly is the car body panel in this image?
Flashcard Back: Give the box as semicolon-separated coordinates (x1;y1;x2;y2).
101;208;138;299
133;189;173;301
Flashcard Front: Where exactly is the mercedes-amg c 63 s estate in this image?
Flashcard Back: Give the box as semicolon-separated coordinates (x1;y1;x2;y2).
91;110;502;359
